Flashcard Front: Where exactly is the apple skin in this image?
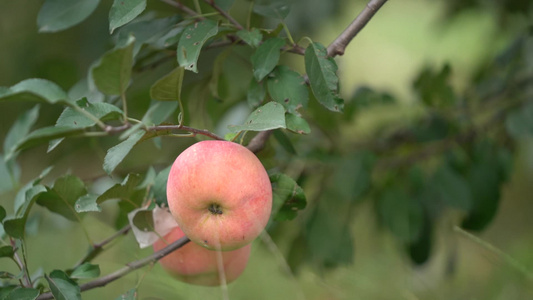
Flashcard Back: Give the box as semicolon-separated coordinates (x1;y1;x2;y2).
167;140;272;251
153;226;251;286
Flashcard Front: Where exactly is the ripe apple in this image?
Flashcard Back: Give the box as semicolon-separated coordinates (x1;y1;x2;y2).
153;226;251;286
167;140;272;251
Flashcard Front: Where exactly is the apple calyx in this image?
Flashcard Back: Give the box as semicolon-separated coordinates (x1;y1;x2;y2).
208;203;223;215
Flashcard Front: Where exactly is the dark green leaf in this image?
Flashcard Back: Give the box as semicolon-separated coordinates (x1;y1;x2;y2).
432;166;472;211
177;19;218;73
505;102;533;138
215;0;235;10
5;288;39;300
0;79;70;105
153;166;171;206
74;194;100;212
236;28;262;47
0;205;5;222
70;263;100;279
246;79;266;109
11;126;85;158
251;37;285;81
0;155;17;194
0;286;18;300
228;102;286;132
114;288;137;300
109;0;147;34
68;77;104;103
92;36;135;95
36;175;87;222
407;210;432;265
103;130;145;174
270;173;306;221
117;16;182;55
131;210;154;232
253;0;291;19
0;246;14;259
150;67;184;101
305;42;344;112
4;185;47;239
413;64;456;108
378;188;423;243
285;113;310;134
46;270;81;300
97;174;143;204
272;130;296;154
37;0;100;32
267;66;308;114
142;102;178;126
4;105;40;159
0;272;17;279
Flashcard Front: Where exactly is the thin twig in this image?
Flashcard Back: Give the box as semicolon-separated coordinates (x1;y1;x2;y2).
104;123;225;141
204;0;243;30
36;237;191;300
10;239;32;288
327;0;388;57
159;0;199;17
246;131;272;153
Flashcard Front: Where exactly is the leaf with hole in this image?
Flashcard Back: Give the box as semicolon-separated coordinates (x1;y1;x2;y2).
37;0;100;32
267;66;308;114
251;37;285;81
305;42;344;112
285;113;310;134
177;19;218;73
228;102;286;132
109;0;147;34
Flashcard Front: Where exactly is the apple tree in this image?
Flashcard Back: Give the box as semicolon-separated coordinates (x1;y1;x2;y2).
1;0;533;299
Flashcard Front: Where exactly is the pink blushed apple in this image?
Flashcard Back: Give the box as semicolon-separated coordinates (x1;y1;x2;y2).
154;226;251;286
167;140;272;251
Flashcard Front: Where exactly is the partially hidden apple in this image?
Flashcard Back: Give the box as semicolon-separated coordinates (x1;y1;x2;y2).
154;226;251;286
167;140;272;251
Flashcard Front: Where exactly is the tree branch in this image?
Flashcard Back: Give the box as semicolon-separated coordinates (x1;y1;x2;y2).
204;0;244;30
246;131;272;153
159;0;199;17
36;237;191;300
327;0;388;57
104;123;225;141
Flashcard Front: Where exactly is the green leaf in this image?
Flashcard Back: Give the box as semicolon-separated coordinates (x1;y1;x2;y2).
70;263;100;279
0;205;5;222
246;79;266;109
285;113;310;134
4;105;40;159
56;102;123;128
407;211;432;265
0;155;17;194
142;101;178;126
270;173;306;221
3;185;47;239
215;0;235;10
228;102;286;132
305;42;344;112
0;246;14;259
251;37;285;81
36;175;87;222
253;0;291;19
11;126;85;158
97;174;143;204
413;64;456;108
114;289;137;300
92;36;135;95
74;194;100;213
432;166;472;211
505;102;533;138
104;130;145;174
267;66;308;113
117;16;182;55
236;28;262;47
0;79;70;105
0;286;18;300
46;270;81;300
131;209;154;232
272;130;296;154
153;166;171;206
37;0;100;32
150;67;185;101
378;188;423;243
177;19;219;73
109;0;147;34
5;288;39;300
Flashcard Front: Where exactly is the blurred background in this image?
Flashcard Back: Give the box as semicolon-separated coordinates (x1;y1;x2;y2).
1;0;533;299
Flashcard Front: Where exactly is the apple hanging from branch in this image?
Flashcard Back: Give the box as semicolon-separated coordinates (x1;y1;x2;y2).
166;140;272;251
